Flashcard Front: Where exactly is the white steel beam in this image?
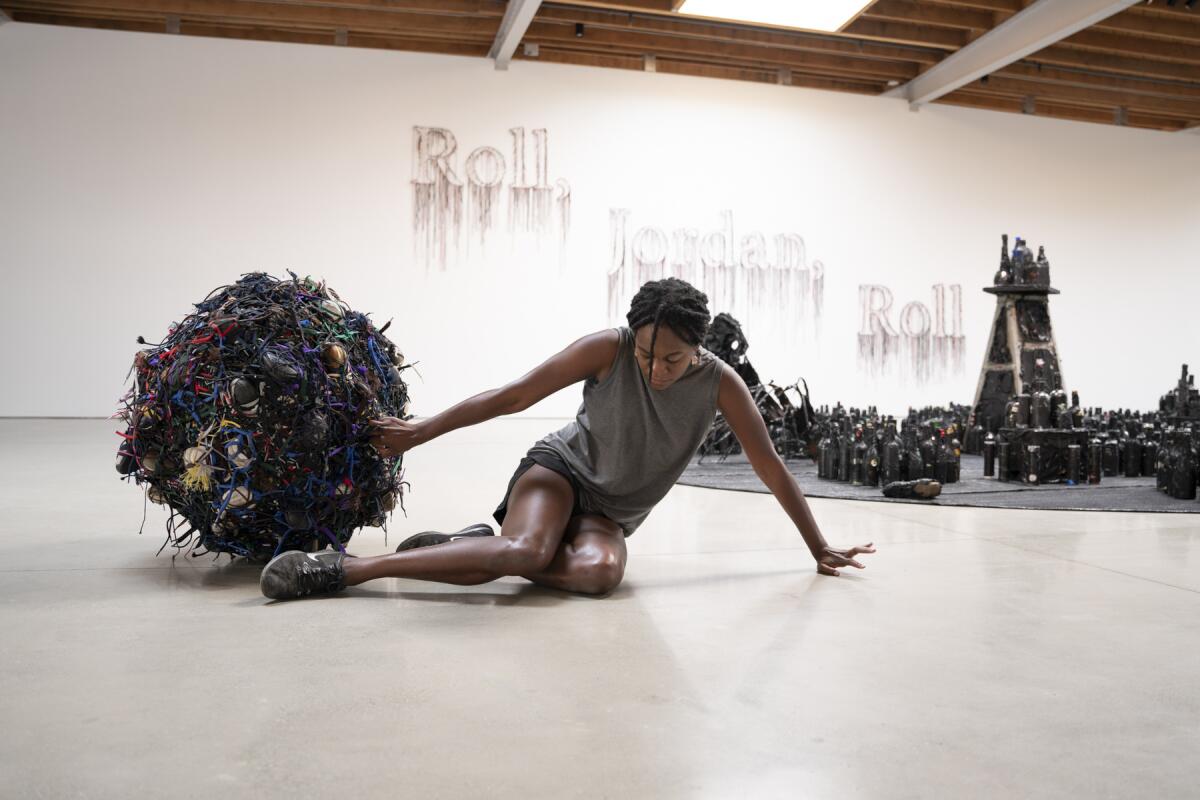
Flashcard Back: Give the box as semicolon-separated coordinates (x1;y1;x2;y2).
886;0;1141;108
489;0;544;71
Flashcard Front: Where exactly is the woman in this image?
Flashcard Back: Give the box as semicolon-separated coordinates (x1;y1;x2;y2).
260;278;874;600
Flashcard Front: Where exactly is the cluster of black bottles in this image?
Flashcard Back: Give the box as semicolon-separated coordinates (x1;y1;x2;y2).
992;233;1051;289
979;405;1199;499
815;405;963;488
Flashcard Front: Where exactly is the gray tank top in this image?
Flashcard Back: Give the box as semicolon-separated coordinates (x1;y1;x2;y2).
530;326;724;536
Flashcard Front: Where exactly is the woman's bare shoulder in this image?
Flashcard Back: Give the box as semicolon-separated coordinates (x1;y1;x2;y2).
585;328;623;385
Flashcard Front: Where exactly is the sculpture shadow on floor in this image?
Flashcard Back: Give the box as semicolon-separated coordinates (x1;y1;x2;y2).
348;580;634;606
122;553;262;590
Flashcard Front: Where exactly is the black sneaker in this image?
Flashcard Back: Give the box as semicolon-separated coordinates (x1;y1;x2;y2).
395;523;495;552
260;549;347;600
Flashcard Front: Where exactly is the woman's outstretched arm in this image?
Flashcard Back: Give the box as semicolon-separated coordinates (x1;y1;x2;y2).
370;329;619;456
715;363;875;577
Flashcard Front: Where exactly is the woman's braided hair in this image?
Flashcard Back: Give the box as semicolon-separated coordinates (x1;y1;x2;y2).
625;278;711;381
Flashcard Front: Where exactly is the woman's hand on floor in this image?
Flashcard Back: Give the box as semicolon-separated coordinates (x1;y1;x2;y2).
368;417;426;457
816;543;876;577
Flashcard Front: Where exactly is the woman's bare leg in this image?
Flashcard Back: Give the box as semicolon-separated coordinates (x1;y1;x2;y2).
520;514;627;595
341;465;573;587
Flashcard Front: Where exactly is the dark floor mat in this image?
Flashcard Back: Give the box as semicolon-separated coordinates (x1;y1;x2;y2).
679;454;1200;513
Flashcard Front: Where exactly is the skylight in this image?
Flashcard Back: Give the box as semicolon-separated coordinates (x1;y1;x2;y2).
677;0;872;33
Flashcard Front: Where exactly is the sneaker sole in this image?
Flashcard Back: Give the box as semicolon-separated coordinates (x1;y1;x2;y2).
259;550;302;599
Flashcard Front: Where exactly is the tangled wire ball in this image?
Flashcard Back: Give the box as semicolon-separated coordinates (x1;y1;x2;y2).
114;272;411;561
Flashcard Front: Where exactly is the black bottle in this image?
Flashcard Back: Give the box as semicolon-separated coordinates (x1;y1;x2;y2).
1102;435;1120;477
1141;433;1158;479
838;419;853;482
1015;394;1032;428
920;425;937;479
983;432;996;477
831;420;845;481
1116;426;1131;475
851;426;866;487
994;233;1012;285
1049;388;1068;427
1035;245;1052;288
966;416;984;455
997;441;1010;482
1156;430;1172;492
934;430;949;484
1069;391;1084;429
1031;387;1051;430
1124;432;1143;478
905;427;923;480
865;434;880;488
1066;444;1082;485
817;424;832;479
1087;438;1102;485
1026;444;1041;485
947;428;962;484
1168;435;1197;500
882;420;901;486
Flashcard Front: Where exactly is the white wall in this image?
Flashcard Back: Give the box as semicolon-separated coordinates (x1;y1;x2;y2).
2;21;1197;420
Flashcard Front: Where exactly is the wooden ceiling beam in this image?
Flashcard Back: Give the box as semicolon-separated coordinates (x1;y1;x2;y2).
1122;110;1193;131
273;0;505;14
1031;42;1200;81
1093;7;1200;43
518;46;888;93
860;0;1004;31
841;17;969;48
1059;27;1200;64
536;4;941;65
1037;99;1190;131
935;88;1190;130
523;18;921;79
330;30;491;54
544;0;674;12
5;8;163;32
918;0;1026;12
654;60;881;92
520;33;914;83
14;0;511;20
973;73;1200;117
187;23;492;52
1123;2;1200;20
526;37;903;84
2;7;498;51
0;0;501;37
999;61;1200;100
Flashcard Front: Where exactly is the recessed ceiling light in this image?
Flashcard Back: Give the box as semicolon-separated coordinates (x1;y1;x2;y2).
677;0;873;33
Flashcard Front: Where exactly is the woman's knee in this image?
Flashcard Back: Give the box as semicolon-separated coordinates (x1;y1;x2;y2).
572;549;625;595
495;534;559;576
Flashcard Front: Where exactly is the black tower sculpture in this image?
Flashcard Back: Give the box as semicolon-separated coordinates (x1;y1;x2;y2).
972;235;1065;433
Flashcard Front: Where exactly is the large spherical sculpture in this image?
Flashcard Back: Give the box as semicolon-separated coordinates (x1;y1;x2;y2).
114;272;410;561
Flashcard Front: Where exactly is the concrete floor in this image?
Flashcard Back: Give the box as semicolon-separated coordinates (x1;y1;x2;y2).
1;418;1198;799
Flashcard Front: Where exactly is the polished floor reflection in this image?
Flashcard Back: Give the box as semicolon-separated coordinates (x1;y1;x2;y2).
2;419;1197;799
